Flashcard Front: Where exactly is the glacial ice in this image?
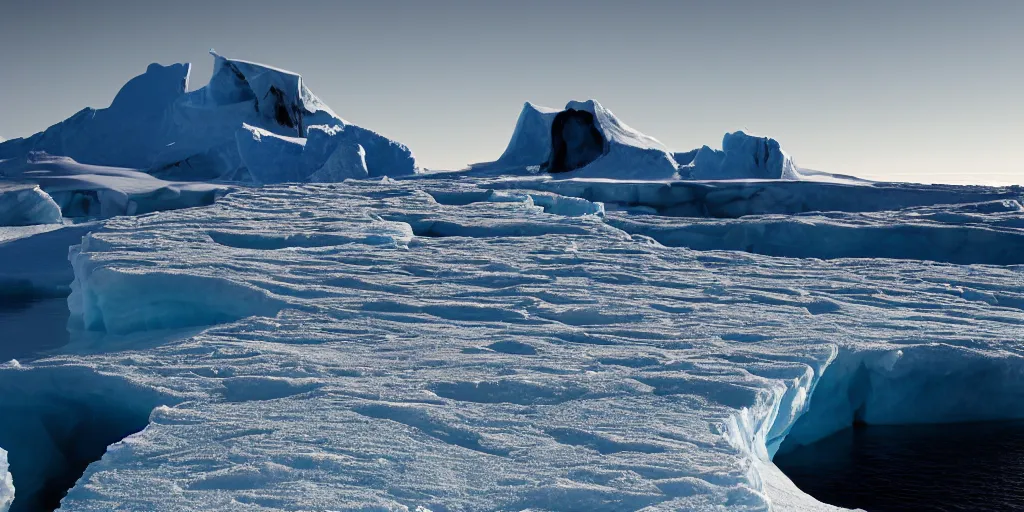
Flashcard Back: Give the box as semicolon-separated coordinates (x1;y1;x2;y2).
0;184;62;227
474;100;679;180
0;52;416;182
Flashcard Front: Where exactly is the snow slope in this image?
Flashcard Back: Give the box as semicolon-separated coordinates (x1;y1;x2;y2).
0;176;1016;511
0;52;416;182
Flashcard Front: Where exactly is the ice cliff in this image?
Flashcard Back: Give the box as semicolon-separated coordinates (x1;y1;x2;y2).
0;51;417;183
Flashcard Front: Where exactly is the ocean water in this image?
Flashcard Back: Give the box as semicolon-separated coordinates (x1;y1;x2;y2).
0;296;70;361
774;421;1024;511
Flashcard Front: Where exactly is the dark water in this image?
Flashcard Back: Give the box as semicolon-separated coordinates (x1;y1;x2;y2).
774;421;1024;511
0;296;71;361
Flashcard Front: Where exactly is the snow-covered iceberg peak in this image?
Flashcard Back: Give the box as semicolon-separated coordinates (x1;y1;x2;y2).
204;50;337;137
493;102;560;168
0;52;416;182
478;99;680;180
684;131;801;180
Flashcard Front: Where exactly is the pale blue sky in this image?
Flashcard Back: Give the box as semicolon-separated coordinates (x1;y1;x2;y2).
1;0;1021;184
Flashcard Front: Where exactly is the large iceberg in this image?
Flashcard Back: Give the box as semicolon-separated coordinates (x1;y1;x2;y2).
474;100;679;180
472;100;805;181
0;52;416;182
683;131;801;180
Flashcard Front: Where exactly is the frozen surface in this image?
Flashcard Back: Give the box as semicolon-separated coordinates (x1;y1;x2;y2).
0;176;1014;511
0;153;229;218
0;53;416;182
0;184;61;227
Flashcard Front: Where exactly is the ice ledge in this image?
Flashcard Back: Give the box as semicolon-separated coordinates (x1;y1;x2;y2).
729;344;1024;510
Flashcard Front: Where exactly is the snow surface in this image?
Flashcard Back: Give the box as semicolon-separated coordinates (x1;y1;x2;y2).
0;184;62;227
0;175;1015;511
0;52;416;182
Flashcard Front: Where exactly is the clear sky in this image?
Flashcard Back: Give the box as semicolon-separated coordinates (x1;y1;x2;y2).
1;0;1021;184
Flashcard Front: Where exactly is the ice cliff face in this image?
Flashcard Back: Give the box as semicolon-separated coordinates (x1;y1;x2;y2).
0;52;416;183
684;131;800;180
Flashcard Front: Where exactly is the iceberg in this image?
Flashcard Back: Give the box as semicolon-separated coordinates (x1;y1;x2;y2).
474;100;680;180
487;102;560;169
472;101;808;181
683;131;800;180
0;52;416;182
0;184;62;227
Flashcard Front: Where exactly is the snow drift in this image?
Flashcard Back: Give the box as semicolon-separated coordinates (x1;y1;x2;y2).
0;52;416;183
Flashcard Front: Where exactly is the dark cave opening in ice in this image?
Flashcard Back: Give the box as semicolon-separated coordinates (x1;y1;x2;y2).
546;109;604;173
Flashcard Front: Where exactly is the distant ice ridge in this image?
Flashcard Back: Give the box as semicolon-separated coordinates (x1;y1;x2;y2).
0;51;416;183
473;100;801;180
0;153;230;219
0;184;62;226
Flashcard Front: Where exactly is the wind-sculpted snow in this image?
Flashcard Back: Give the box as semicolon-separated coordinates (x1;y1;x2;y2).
0;178;996;511
0;52;416;182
